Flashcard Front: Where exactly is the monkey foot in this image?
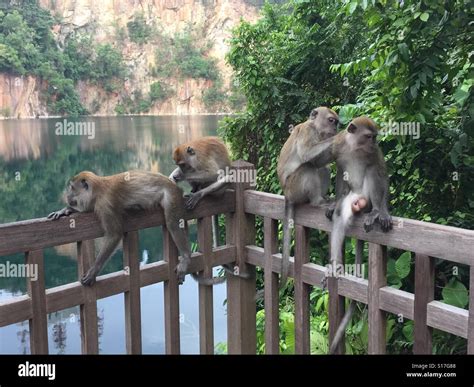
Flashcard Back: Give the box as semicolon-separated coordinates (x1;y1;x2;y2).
80;269;97;287
321;276;328;291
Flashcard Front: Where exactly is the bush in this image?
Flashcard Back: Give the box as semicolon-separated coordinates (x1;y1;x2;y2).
127;13;153;45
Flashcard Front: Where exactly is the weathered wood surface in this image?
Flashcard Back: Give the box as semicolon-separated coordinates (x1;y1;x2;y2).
414;254;434;354
263;217;279;354
26;250;48;354
227;160;256;354
0;191;235;256
294;225;310;354
244;190;474;264
368;243;387;354
123;231;142;354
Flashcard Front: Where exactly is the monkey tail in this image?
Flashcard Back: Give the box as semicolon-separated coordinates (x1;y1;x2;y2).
281;198;294;290
329;237;365;354
329;301;355;354
191;273;227;285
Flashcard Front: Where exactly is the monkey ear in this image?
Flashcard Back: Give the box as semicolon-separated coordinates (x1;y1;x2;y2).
186;146;195;155
347;122;357;133
81;179;89;190
310;109;318;119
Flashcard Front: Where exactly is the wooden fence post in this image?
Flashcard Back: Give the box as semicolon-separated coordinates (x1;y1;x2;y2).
414;253;434;354
264;217;279;354
123;231;142;354
227;160;256;354
198;216;215;354
77;240;99;354
328;233;345;354
368;243;387;354
295;225;310;354
26;250;48;354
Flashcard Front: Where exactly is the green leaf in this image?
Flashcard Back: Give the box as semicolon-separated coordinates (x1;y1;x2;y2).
420;13;429;22
395;252;411;279
442;279;469;308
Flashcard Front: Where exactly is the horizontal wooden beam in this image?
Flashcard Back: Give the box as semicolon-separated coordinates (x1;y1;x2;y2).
0;191;235;256
244;190;474;265
0;245;235;328
244;245;468;339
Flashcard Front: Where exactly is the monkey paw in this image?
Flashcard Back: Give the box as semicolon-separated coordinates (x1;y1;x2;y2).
325;207;335;220
363;210;379;232
321;276;328;291
175;261;189;285
80;268;97;287
379;213;393;232
47;208;71;220
185;192;202;210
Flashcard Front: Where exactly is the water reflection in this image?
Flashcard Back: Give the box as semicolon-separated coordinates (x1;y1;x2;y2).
0;116;228;354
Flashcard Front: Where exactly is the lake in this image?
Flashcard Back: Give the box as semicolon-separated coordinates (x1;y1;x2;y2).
0;115;229;354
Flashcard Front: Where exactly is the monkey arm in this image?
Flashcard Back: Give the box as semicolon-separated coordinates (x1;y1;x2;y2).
47;206;78;220
80;234;121;286
185;175;231;210
169;167;184;183
301;137;336;168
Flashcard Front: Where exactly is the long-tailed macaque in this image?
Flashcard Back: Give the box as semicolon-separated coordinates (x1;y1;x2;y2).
169;136;231;210
169;136;251;282
48;170;219;286
277;107;339;290
303;116;392;354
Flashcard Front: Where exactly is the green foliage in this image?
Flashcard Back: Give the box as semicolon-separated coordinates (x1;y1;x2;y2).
153;29;220;81
127;13;153;44
149;81;171;102
202;79;227;112
224;0;472;354
0;2;128;115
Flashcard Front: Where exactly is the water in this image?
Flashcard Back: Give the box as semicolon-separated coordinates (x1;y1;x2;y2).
0;116;228;354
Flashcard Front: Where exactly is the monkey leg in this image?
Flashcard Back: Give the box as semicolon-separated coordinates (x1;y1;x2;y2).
81;235;121;286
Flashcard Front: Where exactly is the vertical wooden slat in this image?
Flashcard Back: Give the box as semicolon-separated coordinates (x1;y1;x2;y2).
295;225;310;354
226;160;256;354
77;240;99;354
26;250;48;354
163;226;180;354
264;217;279;354
198;216;214;354
368;243;387;354
328;233;345;354
468;265;474;354
414;253;434;354
123;231;142;354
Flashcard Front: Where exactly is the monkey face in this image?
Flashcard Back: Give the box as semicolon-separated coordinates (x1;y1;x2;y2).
173;145;197;175
347;118;378;153
64;174;94;212
310;106;339;140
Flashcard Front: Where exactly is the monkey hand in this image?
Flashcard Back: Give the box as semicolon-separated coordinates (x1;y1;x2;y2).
80;267;97;287
363;210;379;232
47;207;75;220
378;212;393;232
185;192;203;210
175;258;190;285
325;203;336;220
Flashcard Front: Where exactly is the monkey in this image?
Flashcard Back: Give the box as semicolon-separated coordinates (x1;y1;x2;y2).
47;170;223;286
300;116;392;354
169;136;232;210
276;106;339;291
169;136;252;283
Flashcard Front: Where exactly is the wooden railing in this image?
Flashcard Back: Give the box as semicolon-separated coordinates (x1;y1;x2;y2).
0;160;473;354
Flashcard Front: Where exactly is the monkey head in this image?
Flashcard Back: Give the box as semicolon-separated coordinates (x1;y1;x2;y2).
309;106;339;140
64;171;97;212
172;145;197;175
346;117;378;153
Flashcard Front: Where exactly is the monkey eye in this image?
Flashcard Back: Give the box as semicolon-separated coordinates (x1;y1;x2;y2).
329;117;336;123
365;134;374;140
